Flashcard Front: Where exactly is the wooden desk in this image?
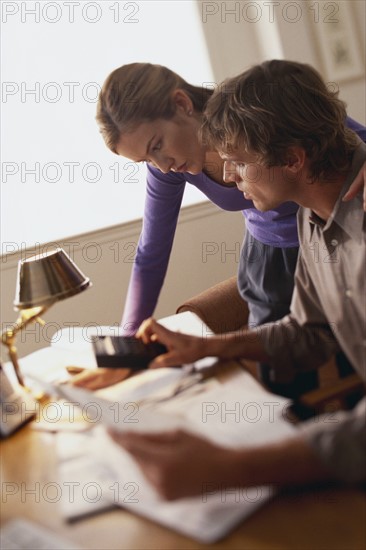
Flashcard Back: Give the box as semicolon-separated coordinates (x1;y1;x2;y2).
1;313;365;549
1;382;365;550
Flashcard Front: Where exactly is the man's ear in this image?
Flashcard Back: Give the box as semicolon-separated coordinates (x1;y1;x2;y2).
171;89;194;116
285;146;306;173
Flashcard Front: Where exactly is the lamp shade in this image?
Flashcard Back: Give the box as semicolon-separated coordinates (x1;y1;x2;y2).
14;248;91;309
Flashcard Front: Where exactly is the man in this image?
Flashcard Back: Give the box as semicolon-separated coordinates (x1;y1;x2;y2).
110;60;366;500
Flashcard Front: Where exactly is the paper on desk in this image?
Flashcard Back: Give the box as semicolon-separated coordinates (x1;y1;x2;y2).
1;518;83;550
53;370;297;543
28;373;187;433
183;372;295;448
102;377;295;543
56;426;144;521
95;366;195;401
149;368;296;449
96;425;272;543
55;420;276;543
48;313;298;542
58;450;117;520
57;426;256;543
28;364;216;434
17;346;97;394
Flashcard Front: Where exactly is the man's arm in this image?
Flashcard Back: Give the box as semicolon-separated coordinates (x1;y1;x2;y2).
137;240;339;376
108;428;333;501
110;397;366;500
136;317;271;368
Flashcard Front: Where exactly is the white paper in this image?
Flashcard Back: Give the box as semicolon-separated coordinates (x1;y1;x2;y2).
0;518;83;550
51;370;296;543
28;375;186;433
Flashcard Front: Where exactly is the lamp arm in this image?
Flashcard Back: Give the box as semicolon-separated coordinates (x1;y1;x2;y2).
1;306;48;386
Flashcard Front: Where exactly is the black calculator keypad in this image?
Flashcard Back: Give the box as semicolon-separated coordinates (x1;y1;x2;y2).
92;336;167;370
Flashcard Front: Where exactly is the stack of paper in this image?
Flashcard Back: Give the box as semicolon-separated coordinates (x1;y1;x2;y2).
52;369;296;543
25;313;297;542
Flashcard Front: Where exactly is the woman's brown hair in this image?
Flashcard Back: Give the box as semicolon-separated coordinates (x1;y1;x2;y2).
97;63;213;153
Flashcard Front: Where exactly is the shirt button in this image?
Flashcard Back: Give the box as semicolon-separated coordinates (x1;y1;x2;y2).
330;239;338;246
345;289;352;298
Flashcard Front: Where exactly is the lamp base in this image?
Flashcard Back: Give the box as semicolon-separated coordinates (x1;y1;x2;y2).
0;367;38;437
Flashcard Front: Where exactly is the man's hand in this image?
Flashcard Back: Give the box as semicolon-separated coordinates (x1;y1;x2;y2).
108;428;332;501
136;318;209;368
108;429;242;500
343;161;366;211
137;317;268;367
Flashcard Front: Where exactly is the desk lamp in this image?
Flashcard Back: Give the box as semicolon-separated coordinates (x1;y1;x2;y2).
1;248;91;386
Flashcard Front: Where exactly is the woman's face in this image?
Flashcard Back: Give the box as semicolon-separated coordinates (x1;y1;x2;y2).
116;107;206;175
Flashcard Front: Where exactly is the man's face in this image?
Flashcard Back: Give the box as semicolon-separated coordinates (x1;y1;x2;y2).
221;151;294;211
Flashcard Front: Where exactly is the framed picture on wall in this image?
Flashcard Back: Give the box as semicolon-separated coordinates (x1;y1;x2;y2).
314;1;364;82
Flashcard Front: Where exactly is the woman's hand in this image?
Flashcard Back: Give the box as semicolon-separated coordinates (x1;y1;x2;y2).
68;367;132;390
343;161;366;210
136;318;209;368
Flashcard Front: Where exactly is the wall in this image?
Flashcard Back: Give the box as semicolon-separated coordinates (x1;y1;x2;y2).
196;0;365;123
1;0;215;248
0;203;244;359
1;0;364;363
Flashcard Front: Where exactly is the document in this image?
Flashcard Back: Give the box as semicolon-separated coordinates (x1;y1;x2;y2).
29;314;297;542
47;368;296;543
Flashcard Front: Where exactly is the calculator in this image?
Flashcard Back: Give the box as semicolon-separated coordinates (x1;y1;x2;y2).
92;336;167;370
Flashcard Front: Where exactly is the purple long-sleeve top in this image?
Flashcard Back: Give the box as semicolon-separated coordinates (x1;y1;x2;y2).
121;117;366;334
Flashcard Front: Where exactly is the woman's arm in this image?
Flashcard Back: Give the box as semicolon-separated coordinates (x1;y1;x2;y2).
121;165;186;335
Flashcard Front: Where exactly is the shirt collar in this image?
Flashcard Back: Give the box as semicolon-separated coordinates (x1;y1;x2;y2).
308;141;366;244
